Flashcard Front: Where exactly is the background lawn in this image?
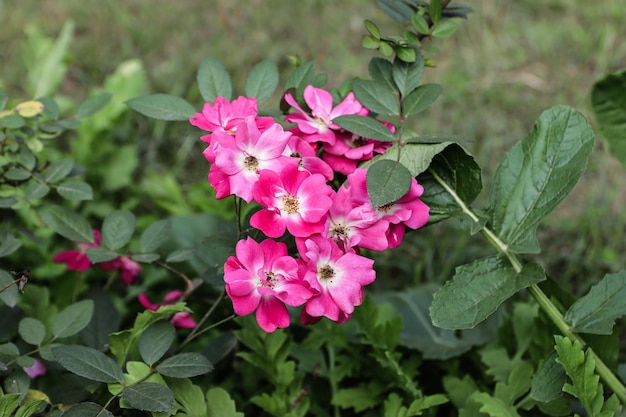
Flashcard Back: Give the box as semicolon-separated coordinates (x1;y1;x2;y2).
1;0;625;293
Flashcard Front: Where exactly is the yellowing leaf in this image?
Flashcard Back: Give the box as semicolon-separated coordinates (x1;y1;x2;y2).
27;389;51;404
15;100;44;117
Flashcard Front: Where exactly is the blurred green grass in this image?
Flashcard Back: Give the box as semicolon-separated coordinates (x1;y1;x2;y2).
1;0;625;291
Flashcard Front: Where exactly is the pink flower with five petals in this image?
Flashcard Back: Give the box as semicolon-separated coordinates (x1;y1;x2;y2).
52;230;102;271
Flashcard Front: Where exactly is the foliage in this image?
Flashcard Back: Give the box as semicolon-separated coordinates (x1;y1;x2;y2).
1;1;626;416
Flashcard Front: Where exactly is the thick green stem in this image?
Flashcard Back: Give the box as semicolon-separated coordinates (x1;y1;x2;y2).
428;168;626;404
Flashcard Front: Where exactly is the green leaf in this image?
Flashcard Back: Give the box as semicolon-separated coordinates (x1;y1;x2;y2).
470;392;520;417
412;13;430;35
52;300;94;338
4;167;31;181
402;83;443;116
24;182;50;200
364;19;381;39
0;235;22;257
80;288;121;351
156;352;213;378
197;57;232;102
52;344;123;383
102;210;136;250
591;70;626;168
0;114;25;128
0;271;19;307
28;20;74;98
126;94;195;121
18;318;46;346
63;402;114;417
166;248;197;263
362;34;380;50
42;158;73;183
56;180;93;201
122;382;174;412
14;399;44;417
430;0;443;24
85;247;120;263
131;253;160;263
432;20;458;38
416;144;482;223
489;106;595;254
366;160;413;207
395;46;417;63
284;61;315;95
530;352;566;402
139;321;175;366
391;54;424;97
333;115;396;142
75;92;112;118
245;60;279;105
368;57;395;91
206;387;244;417
38;205;93;243
564;271;626;335
0;393;20;417
353;79;400;116
140;219;171;253
430;257;545;329
332;384;381;413
167;378;207;417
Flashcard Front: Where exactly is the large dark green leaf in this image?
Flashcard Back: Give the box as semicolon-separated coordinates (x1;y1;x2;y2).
80;288;121;351
416;144;482;224
122;382;174;412
52;300;94;338
53;345;123;383
156;352;213;378
102;210;136;250
284;61;315;97
591;70;626;168
430;256;545;329
139;321;175;366
38;205;93;243
126;94;195;121
56;180;93;201
530;352;566;402
43;159;73;183
63;402;114;417
18;318;45;346
245;60;279;105
140;220;171;253
402;84;443;116
391;54;424;97
489;106;595;254
368;57;395;91
197;57;232;102
333;115;396;142
353;79;400;116
565;271;626;335
366;160;413;207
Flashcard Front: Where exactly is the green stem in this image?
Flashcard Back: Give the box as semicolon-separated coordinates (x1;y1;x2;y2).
428;168;626;404
327;344;340;417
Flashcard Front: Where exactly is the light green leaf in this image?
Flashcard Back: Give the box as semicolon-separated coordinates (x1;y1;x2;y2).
591;70;626;168
52;345;123;383
332;384;380;413
489;106;595;254
139;321;175;366
42;159;73;183
126;94;195;121
245;60;279;105
28;20;74;98
18;318;46;346
412;13;430;35
85;247;119;263
167;378;207;417
565;271;626;335
75;92;112;118
0;393;20;417
38;205;93;243
402;83;443;116
353;79;400;116
102;210;136;250
333;115;396;142
156;352;213;378
470;392;521;417
122;382;174;412
140;219;171;253
14;398;44;417
197;57;232;102
430;257;545;329
391;54;424;97
52;300;94;338
56;180;93;201
432;20;458;38
366;160;412;207
206;387;244;417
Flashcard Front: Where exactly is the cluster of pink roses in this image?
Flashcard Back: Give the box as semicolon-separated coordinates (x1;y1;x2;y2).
190;86;430;332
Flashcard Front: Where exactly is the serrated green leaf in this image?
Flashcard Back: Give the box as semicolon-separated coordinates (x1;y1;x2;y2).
430;257;545;329
402;83;443;116
63;402;114;417
156;352;213;378
38;205;93;243
591;70;626;168
206;387;244;417
24;182;50;200
52;344;123;383
140;219;171;253
353;79;399;116
197;57;232;102
167;378;207;417
470;392;521;417
42;159;73;183
432;20;458;38
332;384;380;413
368;57;395;91
122;382;174;412
139;321;175;366
18;318;46;346
392;54;424;96
75;92;112;118
489;106;595;254
126;94;195;121
565;271;626;335
52;300;94;337
366;160;412;207
102;209;136;250
85;247;119;263
57;180;93;200
245;60;279;105
333;115;396;142
531;352;566;402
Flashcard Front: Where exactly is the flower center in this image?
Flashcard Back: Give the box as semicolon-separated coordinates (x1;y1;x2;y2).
351;136;367;148
244;155;259;171
319;264;335;281
377;202;393;213
282;194;300;214
262;271;276;288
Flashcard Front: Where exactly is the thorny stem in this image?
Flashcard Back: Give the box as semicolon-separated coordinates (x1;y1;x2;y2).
428;168;626;404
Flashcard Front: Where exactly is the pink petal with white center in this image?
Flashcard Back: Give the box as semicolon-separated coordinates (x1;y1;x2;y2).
303;86;334;122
